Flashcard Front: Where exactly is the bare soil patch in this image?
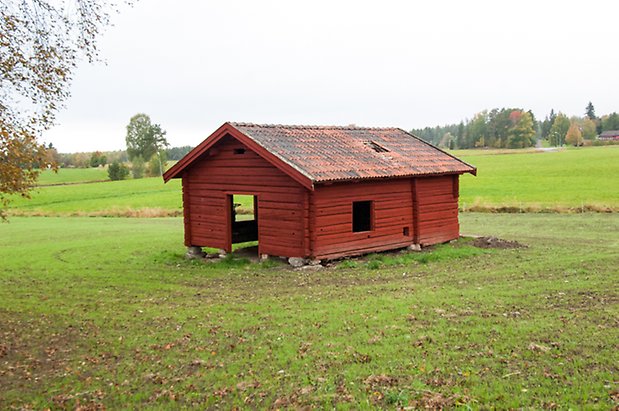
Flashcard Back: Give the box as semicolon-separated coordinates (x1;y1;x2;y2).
472;236;526;249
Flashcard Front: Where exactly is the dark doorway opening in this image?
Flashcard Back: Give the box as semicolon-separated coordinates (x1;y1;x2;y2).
352;200;373;232
230;194;258;245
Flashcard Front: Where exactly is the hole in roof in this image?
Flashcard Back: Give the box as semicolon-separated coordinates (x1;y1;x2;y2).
365;141;389;153
234;148;246;155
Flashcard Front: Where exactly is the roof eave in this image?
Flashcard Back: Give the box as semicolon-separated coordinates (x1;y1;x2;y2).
397;128;477;177
162;122;315;190
312;169;475;186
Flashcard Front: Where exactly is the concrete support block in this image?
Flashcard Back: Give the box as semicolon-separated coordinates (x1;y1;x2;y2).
408;244;422;252
288;257;306;267
186;246;205;259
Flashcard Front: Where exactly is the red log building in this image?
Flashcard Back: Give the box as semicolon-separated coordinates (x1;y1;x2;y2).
163;123;476;260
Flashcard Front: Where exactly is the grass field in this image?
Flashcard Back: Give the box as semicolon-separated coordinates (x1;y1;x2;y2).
455;146;619;211
9;177;183;216
7;146;619;216
36;168;109;186
0;214;617;409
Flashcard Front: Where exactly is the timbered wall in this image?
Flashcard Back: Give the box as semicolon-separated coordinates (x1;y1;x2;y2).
310;175;460;259
414;175;460;246
183;136;308;257
310;179;414;259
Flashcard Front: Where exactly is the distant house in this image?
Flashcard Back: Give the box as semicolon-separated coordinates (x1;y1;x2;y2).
163;122;476;261
598;130;619;141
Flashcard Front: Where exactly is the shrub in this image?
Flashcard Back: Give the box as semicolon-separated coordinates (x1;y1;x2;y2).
90;151;107;167
108;162;129;181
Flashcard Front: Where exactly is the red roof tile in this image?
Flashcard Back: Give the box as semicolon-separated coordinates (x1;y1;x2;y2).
230;123;476;182
163;122;476;187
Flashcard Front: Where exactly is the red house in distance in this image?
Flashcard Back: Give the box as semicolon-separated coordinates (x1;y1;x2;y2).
163;122;476;262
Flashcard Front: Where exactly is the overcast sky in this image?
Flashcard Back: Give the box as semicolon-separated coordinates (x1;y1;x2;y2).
45;0;619;152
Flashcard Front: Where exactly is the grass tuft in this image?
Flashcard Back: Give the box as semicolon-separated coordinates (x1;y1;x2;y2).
347;241;489;269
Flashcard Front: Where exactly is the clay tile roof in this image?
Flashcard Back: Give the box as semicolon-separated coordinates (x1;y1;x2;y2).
229;122;476;183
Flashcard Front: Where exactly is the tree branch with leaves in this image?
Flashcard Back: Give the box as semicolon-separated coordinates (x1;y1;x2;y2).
0;0;123;217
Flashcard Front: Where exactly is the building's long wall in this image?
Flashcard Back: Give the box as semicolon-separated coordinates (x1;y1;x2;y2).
310;179;414;259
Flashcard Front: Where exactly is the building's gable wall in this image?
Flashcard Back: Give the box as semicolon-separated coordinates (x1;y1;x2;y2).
182;135;308;257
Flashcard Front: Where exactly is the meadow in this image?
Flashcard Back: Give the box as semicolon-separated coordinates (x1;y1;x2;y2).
456;146;619;212
0;214;617;409
36;167;109;186
8;146;619;216
1;146;617;409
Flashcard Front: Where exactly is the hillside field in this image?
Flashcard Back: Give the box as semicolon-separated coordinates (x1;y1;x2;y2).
0;213;617;409
7;146;619;215
36;167;109;186
456;146;619;212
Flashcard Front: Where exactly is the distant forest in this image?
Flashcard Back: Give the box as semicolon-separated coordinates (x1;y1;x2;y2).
411;103;619;149
54;145;194;169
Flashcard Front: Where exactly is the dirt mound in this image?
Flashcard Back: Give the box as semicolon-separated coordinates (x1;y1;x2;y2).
472;236;526;249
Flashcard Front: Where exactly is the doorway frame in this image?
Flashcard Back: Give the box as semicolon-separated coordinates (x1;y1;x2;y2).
224;192;260;254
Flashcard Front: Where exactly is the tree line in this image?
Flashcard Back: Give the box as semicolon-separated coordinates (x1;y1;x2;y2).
56;144;193;169
52;113;193;182
412;103;619;149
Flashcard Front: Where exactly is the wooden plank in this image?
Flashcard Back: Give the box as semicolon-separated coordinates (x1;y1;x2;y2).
195;167;292;179
303;190;310;257
315;228;408;248
259;226;304;239
190;182;302;193
261;243;304;258
189;176;301;189
257;208;304;221
316;179;410;197
258;218;304;231
314;237;412;259
314;189;411;204
188;196;225;207
312;199;412;217
259;234;304;251
411;178;419;244
309;191;317;258
182;176;192;246
314;213;351;227
452;174;459;198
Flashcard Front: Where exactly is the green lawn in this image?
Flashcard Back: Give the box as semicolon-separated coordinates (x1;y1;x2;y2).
9;177;183;216
0;214;617;409
455;146;619;211
37;167;109;185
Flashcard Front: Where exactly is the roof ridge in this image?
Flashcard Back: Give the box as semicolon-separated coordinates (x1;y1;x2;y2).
229;122;399;131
